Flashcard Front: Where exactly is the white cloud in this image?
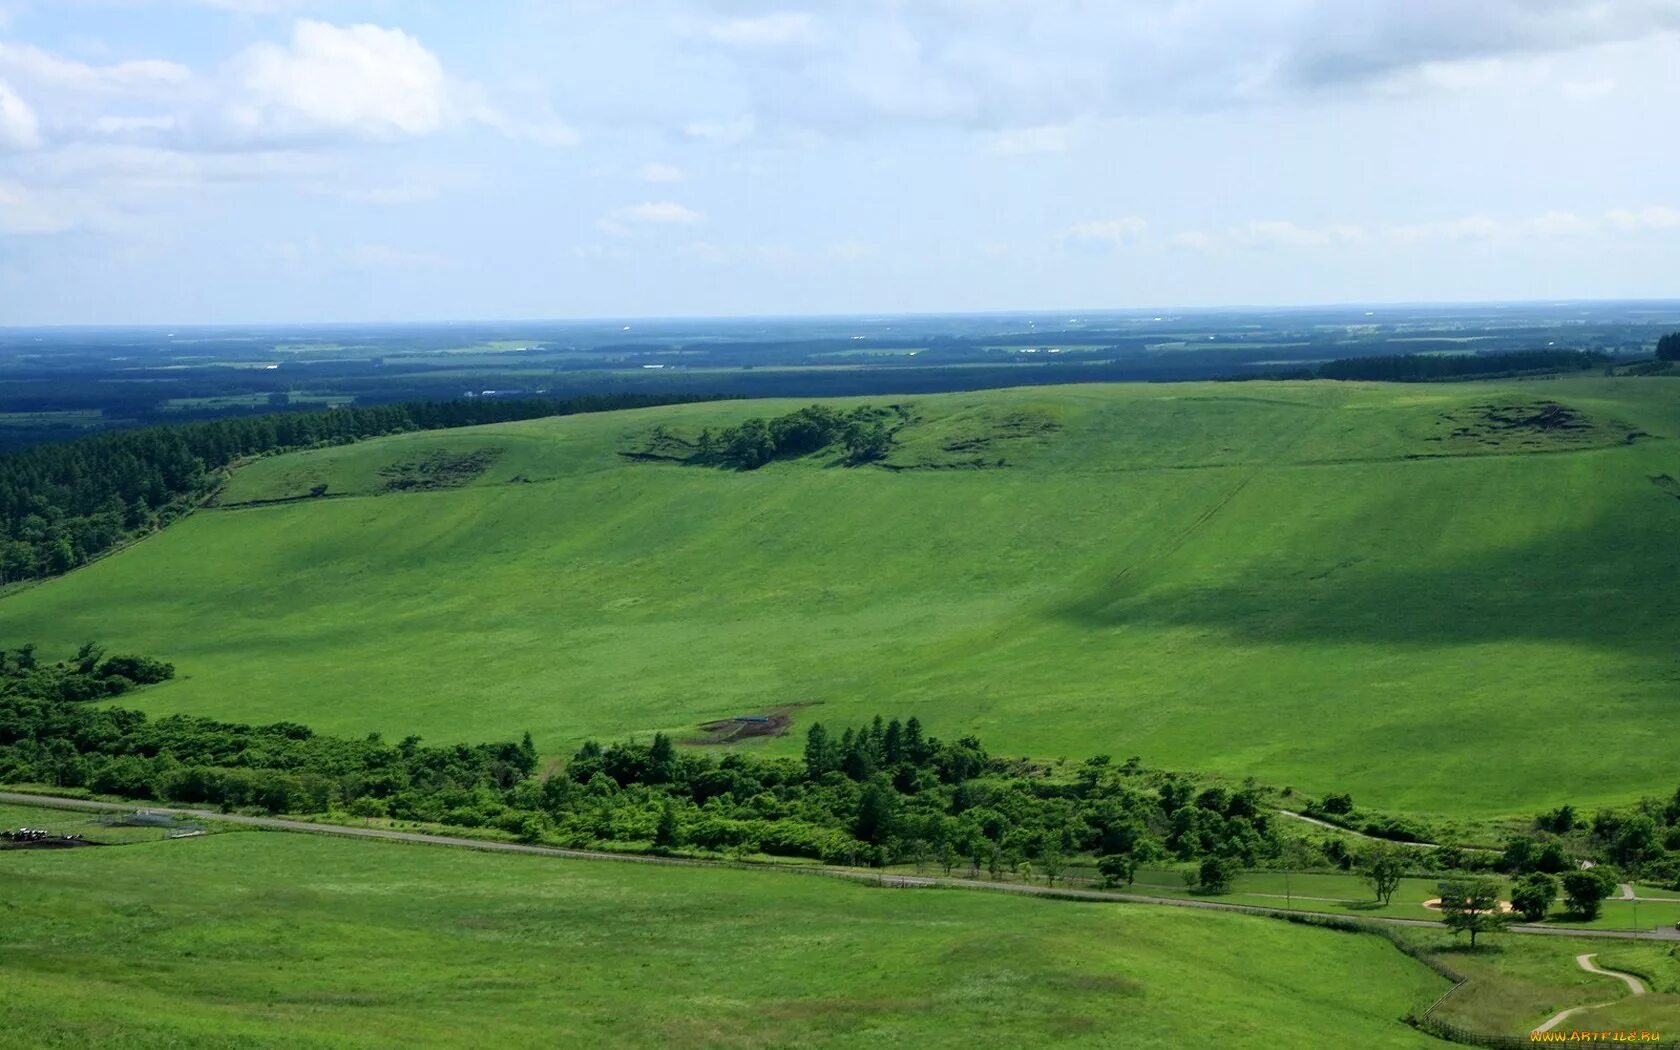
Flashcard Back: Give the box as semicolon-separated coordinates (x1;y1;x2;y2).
676;1;1680;134
348;243;446;269
638;161;684;182
89;114;179;136
0;78;39;150
1605;205;1680;230
1059;216;1148;248
1171;230;1213;251
983;124;1071;156
597;200;706;236
470;100;579;146
1528;210;1594;237
1229;220;1366;248
335;183;441;205
1385;215;1504;243
230;20;450;140
684;115;755;144
0;42;191;94
706;13;818;49
621;200;704;224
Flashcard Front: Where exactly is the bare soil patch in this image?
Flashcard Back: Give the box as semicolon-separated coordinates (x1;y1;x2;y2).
692;705;808;745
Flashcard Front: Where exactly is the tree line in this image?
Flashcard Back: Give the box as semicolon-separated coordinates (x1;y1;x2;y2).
1314;349;1608;382
1657;331;1680;362
0;392;719;584
8;643;1680;907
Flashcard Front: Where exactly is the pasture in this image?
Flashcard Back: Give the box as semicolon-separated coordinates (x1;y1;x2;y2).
2;378;1677;819
0;822;1448;1048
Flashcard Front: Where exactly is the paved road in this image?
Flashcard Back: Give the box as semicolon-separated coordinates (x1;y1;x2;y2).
5;791;1677;941
1533;953;1647;1034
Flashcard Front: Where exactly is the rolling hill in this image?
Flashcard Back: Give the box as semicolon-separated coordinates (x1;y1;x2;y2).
3;377;1676;819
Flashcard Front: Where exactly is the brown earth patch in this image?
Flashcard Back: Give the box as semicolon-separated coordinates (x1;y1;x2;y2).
692;705;809;745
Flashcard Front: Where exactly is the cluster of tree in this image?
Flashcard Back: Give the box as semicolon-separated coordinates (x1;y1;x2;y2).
1315;349;1608;382
1;669;535;811
0;652;1296;878
0;392;718;584
1657;331;1680;362
681;405;897;469
2;642;172;702
557;723;1293;878
1301;791;1431;844
1511;796;1680;889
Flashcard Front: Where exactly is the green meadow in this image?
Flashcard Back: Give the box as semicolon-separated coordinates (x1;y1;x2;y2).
3;377;1677;819
0;824;1447;1048
1398;928;1680;1036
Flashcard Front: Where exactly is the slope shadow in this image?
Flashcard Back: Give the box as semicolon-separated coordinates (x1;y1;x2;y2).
1051;500;1680;654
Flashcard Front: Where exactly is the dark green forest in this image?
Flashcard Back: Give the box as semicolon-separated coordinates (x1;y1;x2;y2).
1314;349;1608;382
0;392;717;584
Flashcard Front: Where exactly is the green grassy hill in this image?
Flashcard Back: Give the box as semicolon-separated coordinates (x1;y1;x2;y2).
0;828;1444;1048
3;377;1677;818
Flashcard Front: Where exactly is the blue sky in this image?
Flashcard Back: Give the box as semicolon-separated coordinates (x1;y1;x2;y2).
1;0;1678;324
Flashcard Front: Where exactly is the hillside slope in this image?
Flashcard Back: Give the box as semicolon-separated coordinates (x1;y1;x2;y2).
3;378;1676;817
0;829;1444;1048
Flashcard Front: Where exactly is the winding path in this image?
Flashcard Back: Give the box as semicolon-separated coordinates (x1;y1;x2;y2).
1531;953;1647;1035
4;791;1679;942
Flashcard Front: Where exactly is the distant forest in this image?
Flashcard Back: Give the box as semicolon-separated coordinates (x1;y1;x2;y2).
1313;349;1609;382
0;393;718;585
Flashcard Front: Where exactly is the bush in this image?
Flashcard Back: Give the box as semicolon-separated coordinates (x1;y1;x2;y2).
1562;869;1616;919
1511;873;1558;922
1189;856;1237;894
98;655;175;685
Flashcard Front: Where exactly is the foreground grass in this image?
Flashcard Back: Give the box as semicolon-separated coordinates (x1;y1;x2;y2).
0;828;1447;1049
3;378;1678;818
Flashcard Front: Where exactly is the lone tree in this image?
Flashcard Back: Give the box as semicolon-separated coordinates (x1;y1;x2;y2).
1658;331;1680;362
1188;855;1236;895
1562;869;1616;920
1437;878;1505;947
1362;845;1405;906
1097;854;1137;889
1511;872;1558;922
653;800;682;850
1040;847;1066;888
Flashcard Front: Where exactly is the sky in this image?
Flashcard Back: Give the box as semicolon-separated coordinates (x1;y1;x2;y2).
0;0;1678;325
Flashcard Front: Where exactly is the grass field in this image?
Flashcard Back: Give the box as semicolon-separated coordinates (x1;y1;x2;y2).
2;377;1677;819
1400;928;1680;1036
0;823;1449;1048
